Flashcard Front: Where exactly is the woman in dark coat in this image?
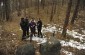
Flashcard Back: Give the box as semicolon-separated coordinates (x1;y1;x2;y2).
37;18;43;38
29;18;36;42
29;19;36;37
24;17;29;37
20;18;26;40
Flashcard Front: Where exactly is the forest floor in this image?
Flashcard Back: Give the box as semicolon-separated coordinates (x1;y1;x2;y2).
0;6;85;55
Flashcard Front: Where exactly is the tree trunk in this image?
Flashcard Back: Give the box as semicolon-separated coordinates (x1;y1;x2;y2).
50;0;57;22
41;0;45;9
17;0;21;16
62;0;72;37
71;0;80;24
50;1;55;22
53;0;57;14
37;0;39;14
3;0;10;21
24;0;27;17
62;0;64;6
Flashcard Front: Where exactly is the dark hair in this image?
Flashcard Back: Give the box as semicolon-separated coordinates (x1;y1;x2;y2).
25;18;28;22
38;18;41;21
21;18;24;22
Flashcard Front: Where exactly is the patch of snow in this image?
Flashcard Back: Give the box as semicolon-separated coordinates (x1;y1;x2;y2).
75;29;79;32
47;24;51;26
14;38;16;40
60;40;85;50
56;26;85;42
19;28;22;31
1;2;3;6
12;33;16;36
11;31;13;32
58;28;63;33
42;26;57;33
19;24;85;50
82;30;85;34
62;49;73;55
39;0;41;2
42;24;85;42
67;30;85;41
26;37;47;44
12;40;15;43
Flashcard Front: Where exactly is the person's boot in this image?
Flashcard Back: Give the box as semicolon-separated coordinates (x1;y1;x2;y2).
27;35;29;38
38;33;40;37
40;32;43;38
30;36;32;42
30;34;33;42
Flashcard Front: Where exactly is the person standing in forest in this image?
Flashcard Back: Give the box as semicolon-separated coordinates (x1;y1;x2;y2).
29;18;36;42
24;17;29;38
37;18;43;38
29;18;36;37
20;18;26;40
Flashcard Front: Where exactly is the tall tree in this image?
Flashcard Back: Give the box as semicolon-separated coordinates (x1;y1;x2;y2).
0;1;3;21
50;0;57;22
62;0;72;37
53;0;57;14
3;0;10;21
80;0;85;10
62;0;64;6
17;0;21;16
71;0;80;24
37;0;40;14
41;0;45;9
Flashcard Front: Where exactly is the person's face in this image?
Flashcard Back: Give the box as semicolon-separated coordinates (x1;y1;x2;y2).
39;18;40;21
32;19;34;21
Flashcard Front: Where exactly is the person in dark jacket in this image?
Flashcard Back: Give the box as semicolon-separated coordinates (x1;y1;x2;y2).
37;18;43;38
29;18;36;42
29;18;36;37
20;18;26;40
24;17;29;37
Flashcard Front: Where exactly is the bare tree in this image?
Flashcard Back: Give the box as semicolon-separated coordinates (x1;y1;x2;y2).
62;0;72;37
50;1;54;22
50;0;57;22
53;0;57;14
41;0;45;9
71;0;80;24
17;0;21;16
3;0;11;21
37;0;40;14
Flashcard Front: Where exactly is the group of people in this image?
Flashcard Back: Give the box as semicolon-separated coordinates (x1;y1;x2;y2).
20;17;42;41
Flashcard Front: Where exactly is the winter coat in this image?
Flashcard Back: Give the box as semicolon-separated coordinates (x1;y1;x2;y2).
24;19;29;30
20;20;26;31
37;20;42;30
29;21;36;32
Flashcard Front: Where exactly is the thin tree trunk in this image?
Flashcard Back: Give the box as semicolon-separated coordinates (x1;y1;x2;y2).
62;0;72;37
17;0;21;16
50;2;55;22
71;0;80;24
41;0;45;9
37;0;39;14
53;0;57;14
24;0;27;17
3;0;10;21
